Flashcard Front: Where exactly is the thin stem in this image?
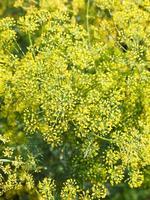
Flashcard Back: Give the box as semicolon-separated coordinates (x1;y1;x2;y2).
14;39;25;56
0;158;13;163
84;138;95;158
86;0;91;46
28;33;35;59
93;133;114;143
84;133;114;158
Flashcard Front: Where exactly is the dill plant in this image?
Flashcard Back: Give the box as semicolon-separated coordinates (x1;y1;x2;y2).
0;1;150;199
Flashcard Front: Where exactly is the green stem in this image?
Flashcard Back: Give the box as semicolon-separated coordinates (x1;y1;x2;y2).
86;0;91;46
84;138;95;158
14;39;25;56
28;33;35;59
0;158;13;163
93;133;114;143
84;133;114;158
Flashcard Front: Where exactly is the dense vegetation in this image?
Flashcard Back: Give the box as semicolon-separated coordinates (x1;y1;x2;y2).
0;1;150;199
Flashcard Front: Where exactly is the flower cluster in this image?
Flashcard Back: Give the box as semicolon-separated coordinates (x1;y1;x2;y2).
0;1;150;199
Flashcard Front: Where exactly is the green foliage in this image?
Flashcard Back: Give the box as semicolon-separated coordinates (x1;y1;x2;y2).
0;1;150;199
